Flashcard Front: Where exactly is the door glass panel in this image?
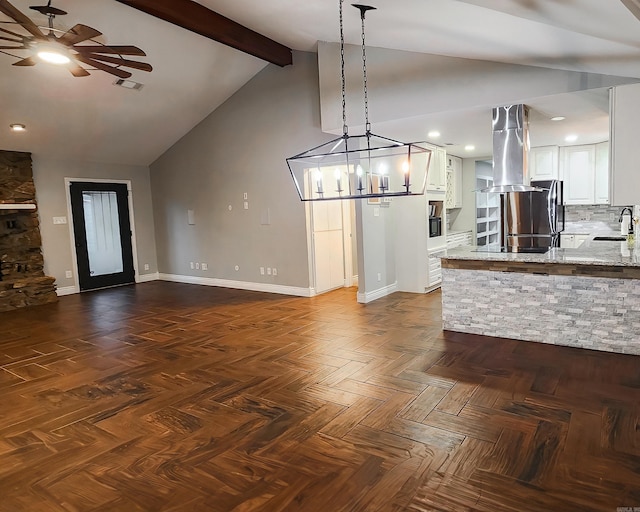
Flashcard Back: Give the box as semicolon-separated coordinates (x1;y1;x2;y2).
82;191;123;276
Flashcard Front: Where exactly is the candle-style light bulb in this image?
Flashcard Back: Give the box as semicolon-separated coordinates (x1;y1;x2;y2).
334;167;342;193
315;169;324;195
356;165;364;192
379;163;389;191
402;160;410;191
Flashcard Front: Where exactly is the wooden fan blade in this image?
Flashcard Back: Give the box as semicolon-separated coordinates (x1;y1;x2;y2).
0;34;23;43
13;56;36;66
0;25;26;39
75;54;132;79
0;0;45;38
74;45;147;56
0;44;26;49
621;0;640;22
68;63;90;77
82;53;152;72
58;24;102;45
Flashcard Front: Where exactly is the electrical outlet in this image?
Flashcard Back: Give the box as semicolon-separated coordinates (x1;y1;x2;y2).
53;216;67;225
272;268;277;276
244;201;249;210
190;262;194;270
65;270;72;279
267;267;271;275
143;263;150;271
195;262;200;270
260;267;265;275
202;263;208;271
377;272;382;282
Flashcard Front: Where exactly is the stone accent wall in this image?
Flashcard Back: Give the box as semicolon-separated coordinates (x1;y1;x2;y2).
441;267;640;356
0;150;57;311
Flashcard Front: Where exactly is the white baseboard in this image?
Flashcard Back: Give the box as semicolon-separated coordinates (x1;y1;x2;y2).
357;281;398;304
137;272;160;283
56;286;77;296
158;274;314;297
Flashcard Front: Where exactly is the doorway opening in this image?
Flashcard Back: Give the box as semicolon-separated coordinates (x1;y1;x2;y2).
305;166;357;296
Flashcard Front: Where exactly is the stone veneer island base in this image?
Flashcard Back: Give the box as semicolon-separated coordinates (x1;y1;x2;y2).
441;245;640;356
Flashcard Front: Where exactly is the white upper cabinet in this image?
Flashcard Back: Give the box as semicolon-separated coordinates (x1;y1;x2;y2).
445;155;463;208
529;146;559;181
560;144;609;205
427;146;447;192
610;83;640;206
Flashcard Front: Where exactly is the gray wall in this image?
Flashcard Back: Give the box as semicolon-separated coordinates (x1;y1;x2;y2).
150;51;332;289
33;157;158;288
355;200;397;296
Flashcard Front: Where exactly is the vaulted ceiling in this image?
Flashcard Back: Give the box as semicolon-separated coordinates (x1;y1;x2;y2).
1;0;639;165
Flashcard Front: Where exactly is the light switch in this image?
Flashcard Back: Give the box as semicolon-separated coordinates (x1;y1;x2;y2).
243;192;248;200
374;207;380;217
187;209;195;225
244;201;249;210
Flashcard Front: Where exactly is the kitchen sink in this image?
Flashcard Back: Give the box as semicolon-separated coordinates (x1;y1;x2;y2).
592;236;626;241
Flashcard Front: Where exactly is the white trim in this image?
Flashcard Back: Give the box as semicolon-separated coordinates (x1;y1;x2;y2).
357;281;398;304
56;285;78;296
158;274;314;297
136;272;159;283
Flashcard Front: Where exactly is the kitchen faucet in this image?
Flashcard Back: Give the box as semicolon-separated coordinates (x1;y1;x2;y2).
619;207;633;222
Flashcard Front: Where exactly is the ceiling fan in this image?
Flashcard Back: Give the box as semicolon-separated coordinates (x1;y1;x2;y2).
0;0;152;78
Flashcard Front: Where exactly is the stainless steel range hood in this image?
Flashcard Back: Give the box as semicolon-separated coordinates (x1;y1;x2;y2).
482;104;538;193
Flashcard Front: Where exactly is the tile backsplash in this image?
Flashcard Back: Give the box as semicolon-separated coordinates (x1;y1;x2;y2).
564;205;630;231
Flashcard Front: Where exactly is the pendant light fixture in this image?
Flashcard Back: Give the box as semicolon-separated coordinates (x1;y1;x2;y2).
286;1;432;201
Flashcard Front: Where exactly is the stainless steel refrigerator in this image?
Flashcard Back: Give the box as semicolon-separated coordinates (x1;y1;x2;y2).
502;179;565;252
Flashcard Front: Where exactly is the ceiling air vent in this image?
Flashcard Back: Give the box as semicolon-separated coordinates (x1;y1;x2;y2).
113;79;144;91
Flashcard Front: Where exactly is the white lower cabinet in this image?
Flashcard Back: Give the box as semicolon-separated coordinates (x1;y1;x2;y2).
560;234;589;248
427;247;447;287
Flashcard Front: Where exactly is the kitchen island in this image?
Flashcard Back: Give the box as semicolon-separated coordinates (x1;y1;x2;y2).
441;239;640;355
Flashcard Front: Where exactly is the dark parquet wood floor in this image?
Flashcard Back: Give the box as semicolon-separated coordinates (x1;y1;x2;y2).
0;282;639;511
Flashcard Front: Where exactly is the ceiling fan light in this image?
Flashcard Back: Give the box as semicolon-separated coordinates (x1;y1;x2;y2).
37;49;71;65
10;124;26;132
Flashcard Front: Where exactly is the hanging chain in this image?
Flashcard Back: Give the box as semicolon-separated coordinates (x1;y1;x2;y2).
360;10;371;134
339;0;348;137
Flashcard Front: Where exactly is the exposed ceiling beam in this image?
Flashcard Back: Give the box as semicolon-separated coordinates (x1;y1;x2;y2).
114;0;292;67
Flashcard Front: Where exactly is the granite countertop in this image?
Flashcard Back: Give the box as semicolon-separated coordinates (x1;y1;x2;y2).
443;235;640;267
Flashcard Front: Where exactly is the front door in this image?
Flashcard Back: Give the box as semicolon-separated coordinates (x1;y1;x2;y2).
69;182;135;291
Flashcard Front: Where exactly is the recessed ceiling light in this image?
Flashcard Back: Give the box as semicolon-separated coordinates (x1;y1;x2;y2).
9;124;26;132
565;134;578;142
464;145;475;151
428;130;441;138
551;116;566;121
